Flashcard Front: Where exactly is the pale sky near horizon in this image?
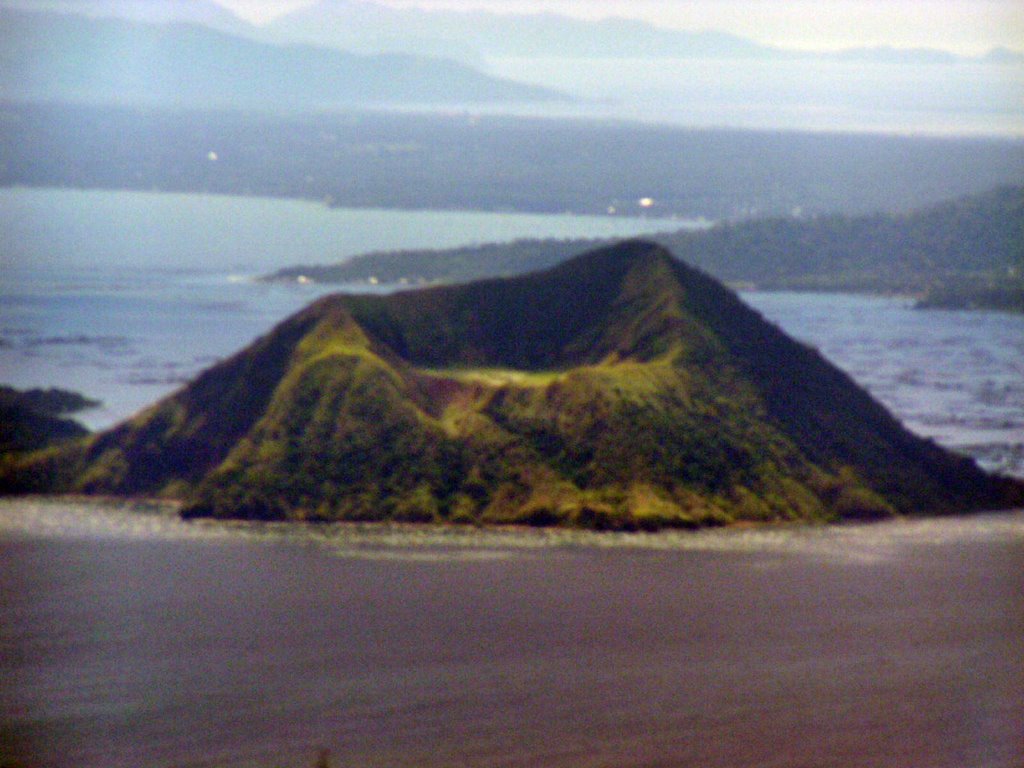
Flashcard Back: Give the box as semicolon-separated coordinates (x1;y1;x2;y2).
215;0;1024;54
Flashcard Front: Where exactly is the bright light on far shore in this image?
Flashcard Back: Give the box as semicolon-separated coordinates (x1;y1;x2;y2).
639;197;655;208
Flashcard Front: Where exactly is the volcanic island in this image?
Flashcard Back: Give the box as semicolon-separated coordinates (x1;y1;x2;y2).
4;241;1021;528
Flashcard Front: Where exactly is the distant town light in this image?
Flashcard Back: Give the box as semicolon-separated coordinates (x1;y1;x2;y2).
639;197;654;208
207;151;218;162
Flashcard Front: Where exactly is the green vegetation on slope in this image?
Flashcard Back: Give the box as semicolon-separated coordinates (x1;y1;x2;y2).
668;185;1024;292
269;186;1024;298
4;242;1020;527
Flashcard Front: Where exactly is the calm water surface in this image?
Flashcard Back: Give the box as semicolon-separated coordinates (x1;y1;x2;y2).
0;188;687;274
1;500;1023;768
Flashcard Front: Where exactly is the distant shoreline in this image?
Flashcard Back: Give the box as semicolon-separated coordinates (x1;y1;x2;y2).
6;103;1023;222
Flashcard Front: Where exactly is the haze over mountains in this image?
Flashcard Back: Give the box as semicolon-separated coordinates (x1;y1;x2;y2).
2;0;1019;134
0;7;563;109
264;1;774;62
0;0;250;34
262;0;1024;64
4;0;1017;64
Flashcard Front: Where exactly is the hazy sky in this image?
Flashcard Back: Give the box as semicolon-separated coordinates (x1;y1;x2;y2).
216;0;1024;54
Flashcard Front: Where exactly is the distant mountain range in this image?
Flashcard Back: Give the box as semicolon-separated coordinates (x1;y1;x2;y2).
264;2;768;62
262;0;1023;64
0;0;250;34
0;7;564;109
2;0;1018;66
6;241;1019;525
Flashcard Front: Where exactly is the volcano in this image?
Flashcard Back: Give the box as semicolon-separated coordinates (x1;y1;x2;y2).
6;241;1020;528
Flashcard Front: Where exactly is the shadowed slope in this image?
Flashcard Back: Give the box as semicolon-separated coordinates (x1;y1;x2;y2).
338;242;701;368
4;241;1020;527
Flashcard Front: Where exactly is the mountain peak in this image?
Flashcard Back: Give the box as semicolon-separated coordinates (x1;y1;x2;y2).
553;238;677;282
310;239;701;371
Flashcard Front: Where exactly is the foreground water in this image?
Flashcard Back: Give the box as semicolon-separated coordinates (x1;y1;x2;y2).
2;499;1023;768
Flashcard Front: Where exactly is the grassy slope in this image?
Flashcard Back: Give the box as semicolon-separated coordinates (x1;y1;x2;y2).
4;242;1021;527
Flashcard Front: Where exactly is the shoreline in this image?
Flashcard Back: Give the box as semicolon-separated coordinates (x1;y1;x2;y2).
2;495;1022;559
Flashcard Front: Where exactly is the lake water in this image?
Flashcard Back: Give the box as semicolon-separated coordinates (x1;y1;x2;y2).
1;499;1023;768
0;187;687;274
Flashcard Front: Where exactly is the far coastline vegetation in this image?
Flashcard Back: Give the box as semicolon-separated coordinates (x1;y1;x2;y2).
266;186;1024;313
